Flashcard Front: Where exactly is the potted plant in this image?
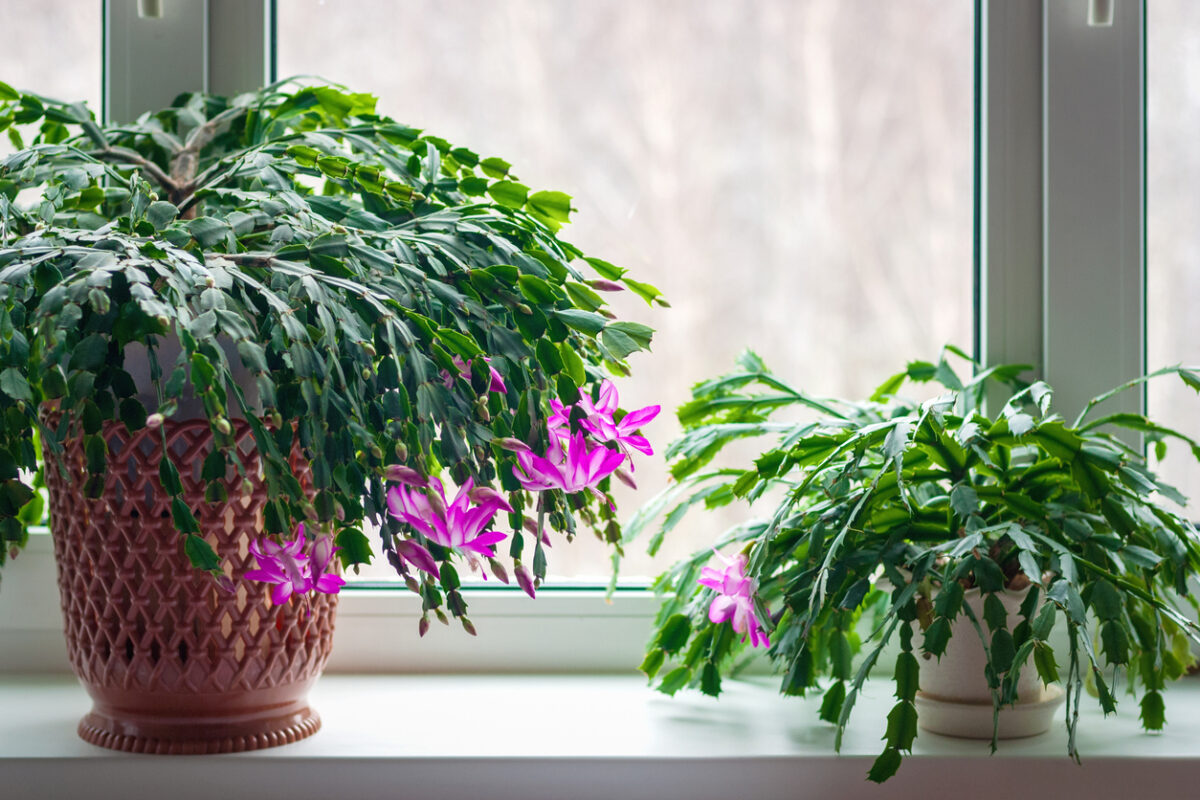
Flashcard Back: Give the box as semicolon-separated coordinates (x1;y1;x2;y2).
629;347;1200;782
0;79;663;753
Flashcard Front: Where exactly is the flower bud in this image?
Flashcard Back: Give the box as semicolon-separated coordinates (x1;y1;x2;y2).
241;479;254;496
515;303;532;315
436;608;450;626
370;445;384;460
424;486;446;517
361;342;377;358
462;618;477;636
522;518;541;536
488;558;509;585
386;464;428;487
396;538;439;579
614;468;637;490
214;417;232;435
361;368;371;381
514;563;536;599
495;437;531;453
475;396;490;422
405;575;421;594
15;401;24;413
155;314;170;329
599;309;617;320
418;615;431;637
9;546;19;561
588;279;624;292
146;413;165;430
394;442;408;461
270;411;283;429
467;484;509;508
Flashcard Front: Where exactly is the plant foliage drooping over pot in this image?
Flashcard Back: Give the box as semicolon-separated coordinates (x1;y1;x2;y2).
629;346;1200;782
0;79;664;631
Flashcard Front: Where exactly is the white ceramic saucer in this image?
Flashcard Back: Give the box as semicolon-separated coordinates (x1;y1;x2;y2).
914;684;1066;740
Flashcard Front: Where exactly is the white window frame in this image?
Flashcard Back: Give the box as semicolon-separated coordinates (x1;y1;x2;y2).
0;0;1147;674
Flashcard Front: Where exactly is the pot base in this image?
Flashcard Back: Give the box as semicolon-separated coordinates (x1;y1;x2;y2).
78;704;322;755
915;684;1065;740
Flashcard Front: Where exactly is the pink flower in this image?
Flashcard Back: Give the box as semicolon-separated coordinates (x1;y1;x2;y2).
309;533;345;595
244;524;344;604
441;355;508;394
387;476;513;570
549;380;659;458
512;431;626;497
245;533;311;605
698;551;770;648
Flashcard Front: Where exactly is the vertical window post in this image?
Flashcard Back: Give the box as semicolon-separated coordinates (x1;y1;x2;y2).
978;0;1145;424
103;0;272;124
1042;0;1145;421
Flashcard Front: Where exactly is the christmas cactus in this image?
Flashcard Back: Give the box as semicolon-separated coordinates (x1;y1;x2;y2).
630;347;1200;781
0;78;663;633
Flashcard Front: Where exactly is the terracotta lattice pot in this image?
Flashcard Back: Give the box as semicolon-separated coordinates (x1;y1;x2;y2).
45;418;337;754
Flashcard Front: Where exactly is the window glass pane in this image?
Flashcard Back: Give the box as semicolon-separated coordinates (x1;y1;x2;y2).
0;2;101;119
279;0;974;582
1148;0;1200;512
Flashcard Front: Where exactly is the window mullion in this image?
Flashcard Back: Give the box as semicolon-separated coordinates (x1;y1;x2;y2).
103;0;271;124
978;0;1045;407
1042;0;1146;422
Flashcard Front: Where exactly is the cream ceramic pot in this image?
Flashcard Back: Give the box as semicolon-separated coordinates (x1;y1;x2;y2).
914;585;1064;739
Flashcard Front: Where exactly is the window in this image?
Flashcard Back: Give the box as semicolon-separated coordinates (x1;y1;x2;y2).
0;1;1159;674
1148;0;1200;510
0;1;102;146
278;0;975;582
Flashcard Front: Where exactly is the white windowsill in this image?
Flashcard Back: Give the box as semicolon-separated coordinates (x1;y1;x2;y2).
3;673;1199;800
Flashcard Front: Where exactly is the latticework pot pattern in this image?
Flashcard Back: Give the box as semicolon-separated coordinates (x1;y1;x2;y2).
45;418;337;753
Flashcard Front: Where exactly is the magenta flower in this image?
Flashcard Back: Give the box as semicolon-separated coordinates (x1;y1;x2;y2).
309;533;346;595
387;476;513;566
244;525;344;604
245;533;310;605
548;379;660;457
512;430;626;496
441;355;508;394
698;551;770;648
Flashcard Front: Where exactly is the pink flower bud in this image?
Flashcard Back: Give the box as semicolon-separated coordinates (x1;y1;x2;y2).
467;485;506;506
386;464;428;486
515;563;536;599
488;558;510;584
404;575;421;594
588;279;624;292
436;609;450;625
418;615;430;637
462;618;477;636
146;413;165;430
614;468;637;490
395;538;440;579
522;518;541;536
214;575;236;594
495;437;531;453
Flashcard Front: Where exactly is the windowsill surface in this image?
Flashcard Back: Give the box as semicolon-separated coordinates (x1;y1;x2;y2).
4;674;1200;800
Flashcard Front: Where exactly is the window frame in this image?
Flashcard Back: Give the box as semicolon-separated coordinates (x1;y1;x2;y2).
0;0;1148;674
